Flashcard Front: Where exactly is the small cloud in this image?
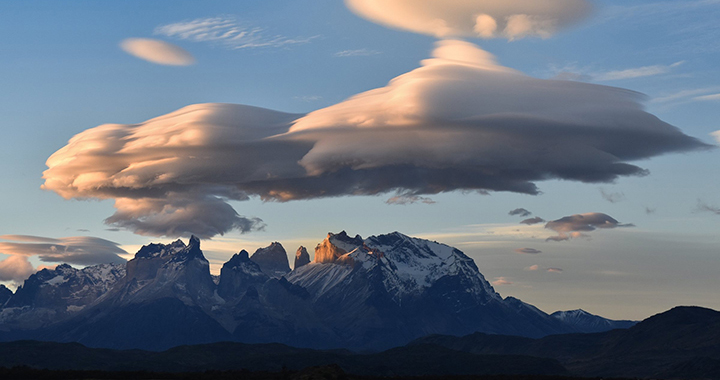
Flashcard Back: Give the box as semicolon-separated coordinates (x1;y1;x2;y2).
600;188;626;203
120;38;195;66
645;206;657;215
545;213;633;242
77;229;90;232
525;265;540;271
334;49;381;57
547;268;564;273
514;248;542;254
697;200;720;215
386;194;436;205
520;217;545;225
155;17;316;50
492;277;513;286
509;208;532;217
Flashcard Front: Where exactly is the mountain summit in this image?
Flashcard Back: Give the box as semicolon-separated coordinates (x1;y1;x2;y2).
0;231;627;351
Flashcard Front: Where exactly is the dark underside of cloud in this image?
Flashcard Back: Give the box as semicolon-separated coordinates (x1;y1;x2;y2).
42;41;711;238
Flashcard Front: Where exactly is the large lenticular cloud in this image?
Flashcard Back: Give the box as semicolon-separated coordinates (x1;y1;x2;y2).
345;0;593;39
42;40;710;238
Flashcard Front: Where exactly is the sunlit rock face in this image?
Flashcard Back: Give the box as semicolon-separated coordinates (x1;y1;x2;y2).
294;246;311;269
250;242;291;278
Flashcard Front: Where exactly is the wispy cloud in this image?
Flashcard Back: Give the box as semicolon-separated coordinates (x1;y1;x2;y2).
697;200;720;215
154;17;317;50
525;265;540;271
547;268;564;273
600;188;626;203
334;49;381;57
386;194;436;205
694;93;720;101
594;62;684;81
553;62;684;82
294;95;323;102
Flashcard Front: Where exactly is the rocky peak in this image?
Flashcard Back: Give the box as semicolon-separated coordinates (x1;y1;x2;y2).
250;242;291;278
314;231;365;264
172;235;206;263
218;250;269;299
294;246;311;269
135;239;186;259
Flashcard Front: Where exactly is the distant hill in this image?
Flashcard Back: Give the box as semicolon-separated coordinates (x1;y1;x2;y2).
414;306;720;379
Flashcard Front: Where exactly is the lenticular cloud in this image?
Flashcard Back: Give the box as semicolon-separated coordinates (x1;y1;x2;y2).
344;0;593;39
43;40;709;238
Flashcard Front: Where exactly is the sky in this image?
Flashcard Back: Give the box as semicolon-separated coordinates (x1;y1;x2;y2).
0;0;719;320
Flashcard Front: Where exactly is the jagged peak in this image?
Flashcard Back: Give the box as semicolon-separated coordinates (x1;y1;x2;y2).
135;239;186;259
226;250;251;267
188;235;201;248
295;246;311;269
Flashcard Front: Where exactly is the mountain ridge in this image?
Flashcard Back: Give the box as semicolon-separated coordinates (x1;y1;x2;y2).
0;231;634;351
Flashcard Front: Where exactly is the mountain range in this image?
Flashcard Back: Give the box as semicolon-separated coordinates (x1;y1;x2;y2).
0;306;717;379
0;231;634;351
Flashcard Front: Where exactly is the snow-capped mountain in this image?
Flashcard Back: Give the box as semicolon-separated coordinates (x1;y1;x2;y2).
551;309;637;333
0;231;633;351
0;263;125;330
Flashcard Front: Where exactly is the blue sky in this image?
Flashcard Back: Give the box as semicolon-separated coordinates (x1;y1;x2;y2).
0;0;718;319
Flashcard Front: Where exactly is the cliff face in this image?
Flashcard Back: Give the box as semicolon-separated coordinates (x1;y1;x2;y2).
250;243;291;278
294;247;311;269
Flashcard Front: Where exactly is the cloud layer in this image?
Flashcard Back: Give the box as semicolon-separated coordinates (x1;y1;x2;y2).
120;38;195;66
0;235;128;265
345;0;592;39
43;41;709;238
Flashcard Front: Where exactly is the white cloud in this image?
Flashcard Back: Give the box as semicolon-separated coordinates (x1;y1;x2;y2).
120;38;195;66
43;41;709;238
345;0;592;40
335;49;381;57
154;17;316;50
